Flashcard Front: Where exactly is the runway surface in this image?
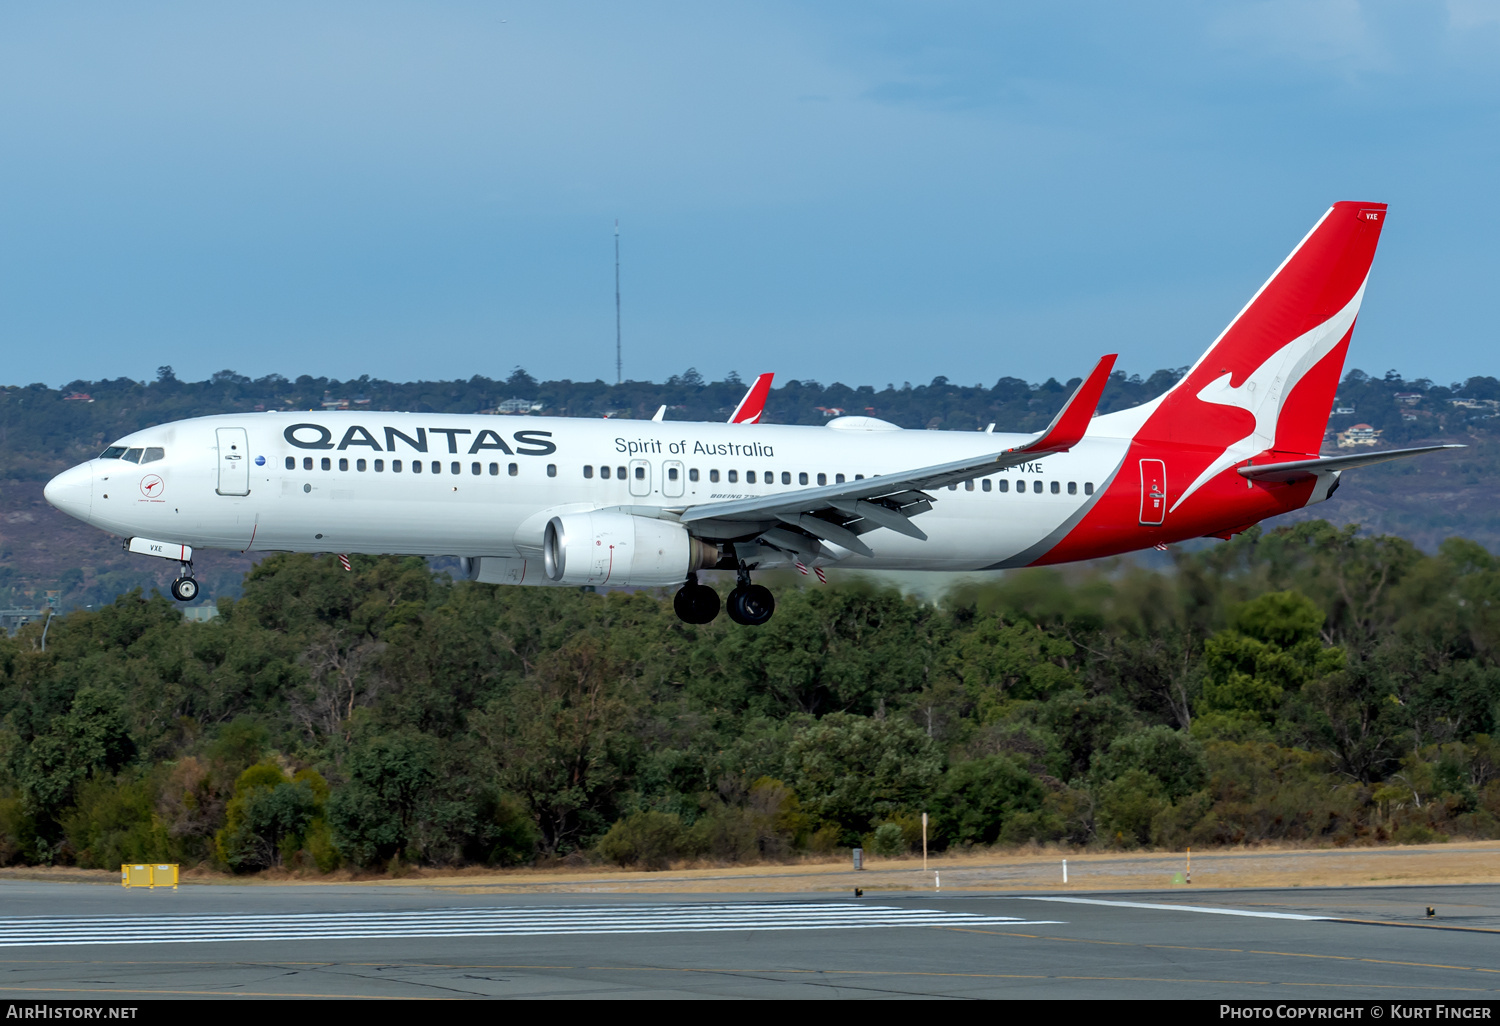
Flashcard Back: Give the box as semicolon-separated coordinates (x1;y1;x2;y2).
1;881;1498;999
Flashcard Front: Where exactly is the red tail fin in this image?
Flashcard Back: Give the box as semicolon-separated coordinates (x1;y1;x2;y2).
728;373;774;424
1131;202;1387;508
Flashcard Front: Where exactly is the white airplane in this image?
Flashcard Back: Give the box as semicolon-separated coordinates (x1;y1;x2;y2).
45;202;1457;625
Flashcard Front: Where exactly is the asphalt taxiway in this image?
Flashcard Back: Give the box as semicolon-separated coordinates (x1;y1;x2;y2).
1;882;1497;999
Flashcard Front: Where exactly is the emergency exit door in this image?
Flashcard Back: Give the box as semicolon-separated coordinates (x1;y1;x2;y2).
662;460;685;498
628;458;652;497
216;428;251;496
1139;459;1166;525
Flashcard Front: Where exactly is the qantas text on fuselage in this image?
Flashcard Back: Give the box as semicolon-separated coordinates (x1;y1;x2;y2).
43;203;1460;625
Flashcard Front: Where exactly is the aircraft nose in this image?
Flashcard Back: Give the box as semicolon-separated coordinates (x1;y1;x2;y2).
44;462;93;522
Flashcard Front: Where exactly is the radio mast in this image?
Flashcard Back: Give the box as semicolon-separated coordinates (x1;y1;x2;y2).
614;220;622;385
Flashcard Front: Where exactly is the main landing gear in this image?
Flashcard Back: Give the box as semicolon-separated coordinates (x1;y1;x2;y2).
169;562;199;602
673;572;720;624
672;568;776;626
727;566;774;626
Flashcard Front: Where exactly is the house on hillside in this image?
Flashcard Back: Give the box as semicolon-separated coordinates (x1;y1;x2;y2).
1337;423;1382;448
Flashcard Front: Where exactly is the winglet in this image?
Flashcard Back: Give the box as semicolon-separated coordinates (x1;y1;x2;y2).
1011;355;1117;456
728;373;774;424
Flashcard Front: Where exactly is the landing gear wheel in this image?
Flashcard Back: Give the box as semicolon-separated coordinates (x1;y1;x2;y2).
170;577;199;602
673;576;721;624
726;584;775;626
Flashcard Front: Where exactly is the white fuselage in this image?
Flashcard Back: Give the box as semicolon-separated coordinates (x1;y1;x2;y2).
45;411;1132;573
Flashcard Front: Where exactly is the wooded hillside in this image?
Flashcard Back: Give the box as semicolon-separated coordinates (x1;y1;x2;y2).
3;520;1498;872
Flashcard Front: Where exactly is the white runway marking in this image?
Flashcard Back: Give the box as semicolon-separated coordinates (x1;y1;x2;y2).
0;903;1064;947
1019;896;1330;921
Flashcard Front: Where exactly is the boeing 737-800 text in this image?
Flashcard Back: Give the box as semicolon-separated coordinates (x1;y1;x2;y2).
44;202;1458;625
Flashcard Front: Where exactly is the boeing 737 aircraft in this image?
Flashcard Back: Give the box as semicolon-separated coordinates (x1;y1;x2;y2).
44;202;1458;625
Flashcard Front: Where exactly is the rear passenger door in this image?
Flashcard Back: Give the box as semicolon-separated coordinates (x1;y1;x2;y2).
216;428;251;496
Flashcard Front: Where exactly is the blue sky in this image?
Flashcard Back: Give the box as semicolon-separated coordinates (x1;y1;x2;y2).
2;2;1497;389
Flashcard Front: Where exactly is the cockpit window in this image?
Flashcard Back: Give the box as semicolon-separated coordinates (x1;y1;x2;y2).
122;448;144;463
99;446;127;459
141;447;165;464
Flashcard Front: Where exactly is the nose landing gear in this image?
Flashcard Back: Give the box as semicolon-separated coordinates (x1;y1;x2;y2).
726;566;775;626
169;562;199;602
673;572;721;624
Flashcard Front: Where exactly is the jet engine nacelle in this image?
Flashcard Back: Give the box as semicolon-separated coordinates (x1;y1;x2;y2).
543;511;717;587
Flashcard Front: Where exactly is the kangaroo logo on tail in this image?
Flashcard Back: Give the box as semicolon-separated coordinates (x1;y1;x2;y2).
1128;202;1388;512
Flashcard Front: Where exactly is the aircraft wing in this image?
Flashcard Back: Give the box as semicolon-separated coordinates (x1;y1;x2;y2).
728;373;774;424
676;356;1116;557
1238;444;1464;483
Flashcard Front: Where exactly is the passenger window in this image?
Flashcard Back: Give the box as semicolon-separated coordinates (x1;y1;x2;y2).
999;479;1009;493
709;469;720;483
142;447;165;464
633;466;644;480
982;479;991;492
668;467;679;481
965;480;975;491
548;464;557;477
836;474;845;483
689;468;699;482
855;474;864;480
123;448;143;463
393;460;403;473
1033;481;1043;494
339;458;349;471
489;463;499;476
356;459;367;472
1068;481;1077;495
304;457;313;470
451;462;460;475
375;460;384;472
617;466;626;478
948;483;958;491
510;463;519;476
798;472;808;485
285;456;295;470
817;473;826;486
780;471;789;485
321;457;332;471
728;470;738;483
412;460;422;474
1084;482;1094;495
1050;481;1060;494
471;462;481;476
432;461;442;474
600;465;611;479
584;465;594;479
747;471;756;484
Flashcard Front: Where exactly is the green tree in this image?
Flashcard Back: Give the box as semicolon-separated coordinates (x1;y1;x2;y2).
933;755;1050;847
327;731;438;866
784;712;941;840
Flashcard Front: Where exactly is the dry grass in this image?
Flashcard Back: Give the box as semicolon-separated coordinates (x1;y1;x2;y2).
10;840;1500;893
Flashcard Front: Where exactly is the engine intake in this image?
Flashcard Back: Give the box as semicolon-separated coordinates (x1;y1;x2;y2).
543;511;717;587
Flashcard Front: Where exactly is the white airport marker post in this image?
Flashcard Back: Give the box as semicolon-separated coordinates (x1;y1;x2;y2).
1063;859;1068;885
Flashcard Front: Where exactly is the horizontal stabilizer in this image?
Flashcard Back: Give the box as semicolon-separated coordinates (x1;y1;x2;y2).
1238;444;1464;483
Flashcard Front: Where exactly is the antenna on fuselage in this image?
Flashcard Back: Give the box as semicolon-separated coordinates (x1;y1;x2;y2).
615;219;622;386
